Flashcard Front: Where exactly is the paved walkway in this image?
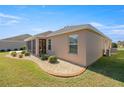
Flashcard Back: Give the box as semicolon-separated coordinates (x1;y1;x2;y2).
6;54;86;77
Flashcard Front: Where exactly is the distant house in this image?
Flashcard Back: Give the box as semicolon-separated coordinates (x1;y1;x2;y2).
25;24;112;66
0;34;31;51
117;41;124;48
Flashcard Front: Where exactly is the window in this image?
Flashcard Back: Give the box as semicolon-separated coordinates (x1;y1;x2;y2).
48;39;51;50
69;34;78;54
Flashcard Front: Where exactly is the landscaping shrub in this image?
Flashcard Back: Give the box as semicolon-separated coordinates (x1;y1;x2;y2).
21;50;26;54
19;54;23;58
48;56;57;63
112;43;117;48
25;52;30;56
14;48;18;51
0;50;5;52
7;49;11;52
20;48;23;50
41;54;49;60
11;52;17;57
20;46;26;50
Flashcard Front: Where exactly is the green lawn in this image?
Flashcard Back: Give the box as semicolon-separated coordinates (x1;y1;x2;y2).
118;47;124;50
0;51;124;87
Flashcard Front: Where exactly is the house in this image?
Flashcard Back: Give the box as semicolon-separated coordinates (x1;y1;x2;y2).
25;24;112;66
0;34;31;51
117;41;124;48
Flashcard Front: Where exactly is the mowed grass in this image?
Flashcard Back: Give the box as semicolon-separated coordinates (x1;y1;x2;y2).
0;51;124;87
118;47;124;50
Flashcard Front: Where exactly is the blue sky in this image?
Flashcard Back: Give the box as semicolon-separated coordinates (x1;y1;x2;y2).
0;5;124;42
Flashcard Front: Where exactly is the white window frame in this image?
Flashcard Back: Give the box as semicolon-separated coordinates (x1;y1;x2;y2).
68;34;78;54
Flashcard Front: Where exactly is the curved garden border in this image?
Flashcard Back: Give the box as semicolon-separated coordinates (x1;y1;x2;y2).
6;54;86;78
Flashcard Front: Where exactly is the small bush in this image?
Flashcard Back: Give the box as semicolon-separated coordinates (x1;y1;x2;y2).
20;48;23;50
0;50;5;52
7;49;11;52
11;52;17;57
112;43;117;48
20;46;26;50
19;54;23;58
14;48;18;51
48;56;57;63
25;52;30;56
41;54;49;60
21;50;26;54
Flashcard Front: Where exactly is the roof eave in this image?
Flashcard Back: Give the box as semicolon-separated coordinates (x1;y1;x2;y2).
24;36;47;41
47;24;111;41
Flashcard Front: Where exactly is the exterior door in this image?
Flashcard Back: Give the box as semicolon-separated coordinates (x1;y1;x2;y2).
39;39;46;55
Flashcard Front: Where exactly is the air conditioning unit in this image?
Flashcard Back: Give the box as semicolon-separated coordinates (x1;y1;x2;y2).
103;49;111;56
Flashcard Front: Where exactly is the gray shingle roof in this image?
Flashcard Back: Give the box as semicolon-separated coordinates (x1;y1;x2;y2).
24;31;52;41
47;24;111;40
2;34;31;42
25;24;111;41
34;31;52;37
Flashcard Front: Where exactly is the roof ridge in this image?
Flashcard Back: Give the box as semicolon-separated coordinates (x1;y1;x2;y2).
47;24;111;41
25;24;111;41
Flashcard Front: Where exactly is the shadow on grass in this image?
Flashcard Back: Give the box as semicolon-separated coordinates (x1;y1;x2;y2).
88;50;124;83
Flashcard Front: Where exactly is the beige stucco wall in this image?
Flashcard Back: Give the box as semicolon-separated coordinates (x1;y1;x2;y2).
47;30;87;66
24;28;109;67
46;29;111;66
85;29;111;66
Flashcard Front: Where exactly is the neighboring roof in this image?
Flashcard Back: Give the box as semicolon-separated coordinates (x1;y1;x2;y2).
0;40;25;43
2;34;32;42
25;24;111;41
47;24;111;41
24;31;52;41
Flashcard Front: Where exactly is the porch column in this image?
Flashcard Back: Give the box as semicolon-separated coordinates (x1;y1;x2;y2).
35;38;39;56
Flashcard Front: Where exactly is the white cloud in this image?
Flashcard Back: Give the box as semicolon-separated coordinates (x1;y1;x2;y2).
111;30;124;35
1;20;19;26
111;25;124;29
90;22;124;36
90;22;124;29
0;12;21;26
0;13;21;20
90;22;105;27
